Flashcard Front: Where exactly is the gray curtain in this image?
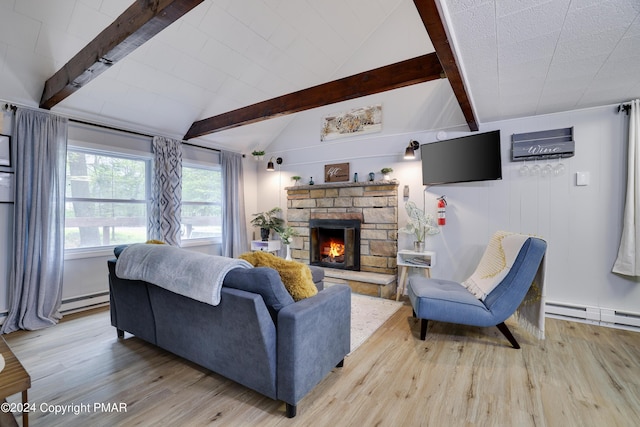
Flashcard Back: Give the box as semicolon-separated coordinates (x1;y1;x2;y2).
149;136;182;246
613;99;640;276
2;108;68;333
221;151;248;257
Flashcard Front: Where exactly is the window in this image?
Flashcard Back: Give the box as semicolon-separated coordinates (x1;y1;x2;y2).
181;164;222;241
65;148;150;249
65;141;223;251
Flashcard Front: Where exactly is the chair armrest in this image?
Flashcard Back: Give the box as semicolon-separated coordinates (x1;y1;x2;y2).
276;284;351;405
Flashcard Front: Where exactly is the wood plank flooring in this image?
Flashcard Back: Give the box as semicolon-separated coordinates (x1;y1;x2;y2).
2;303;639;426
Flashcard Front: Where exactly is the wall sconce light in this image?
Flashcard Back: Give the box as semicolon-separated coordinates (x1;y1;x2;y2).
267;157;283;171
404;140;420;159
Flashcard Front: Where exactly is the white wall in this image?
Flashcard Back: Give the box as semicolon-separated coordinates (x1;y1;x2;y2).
262;99;640;316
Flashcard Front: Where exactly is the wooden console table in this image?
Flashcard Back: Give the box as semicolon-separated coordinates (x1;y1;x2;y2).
0;336;31;427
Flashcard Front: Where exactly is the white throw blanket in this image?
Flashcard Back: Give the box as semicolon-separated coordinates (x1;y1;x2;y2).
462;231;530;301
462;231;547;339
513;251;547;340
115;244;252;306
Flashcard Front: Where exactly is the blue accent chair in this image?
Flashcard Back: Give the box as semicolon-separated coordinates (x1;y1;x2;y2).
408;237;547;349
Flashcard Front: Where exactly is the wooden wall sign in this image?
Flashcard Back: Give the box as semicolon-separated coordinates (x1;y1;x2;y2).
512;127;574;161
324;163;350;183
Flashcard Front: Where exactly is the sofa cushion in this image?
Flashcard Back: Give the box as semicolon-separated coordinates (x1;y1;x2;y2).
114;244;128;258
223;267;294;314
240;252;318;301
308;265;324;290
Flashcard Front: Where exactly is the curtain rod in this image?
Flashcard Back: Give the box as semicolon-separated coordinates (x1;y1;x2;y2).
618;102;632;115
68;118;221;153
3;101;223;154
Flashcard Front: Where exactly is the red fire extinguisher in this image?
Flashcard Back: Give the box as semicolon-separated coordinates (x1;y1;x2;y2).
437;196;447;226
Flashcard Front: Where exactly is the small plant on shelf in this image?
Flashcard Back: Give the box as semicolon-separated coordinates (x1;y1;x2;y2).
291;175;301;185
381;167;393;180
250;207;284;241
251;150;266;160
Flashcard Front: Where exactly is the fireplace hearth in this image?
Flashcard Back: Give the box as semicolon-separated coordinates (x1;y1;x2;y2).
310;219;360;270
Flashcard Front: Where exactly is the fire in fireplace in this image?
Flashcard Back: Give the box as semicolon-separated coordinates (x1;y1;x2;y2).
309;219;360;270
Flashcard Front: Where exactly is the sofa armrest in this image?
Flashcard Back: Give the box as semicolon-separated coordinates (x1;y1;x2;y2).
276;284;351;407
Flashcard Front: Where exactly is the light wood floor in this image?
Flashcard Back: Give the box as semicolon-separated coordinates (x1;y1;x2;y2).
3;303;640;427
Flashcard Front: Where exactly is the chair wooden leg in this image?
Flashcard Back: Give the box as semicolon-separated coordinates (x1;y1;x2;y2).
420;319;428;340
496;322;520;349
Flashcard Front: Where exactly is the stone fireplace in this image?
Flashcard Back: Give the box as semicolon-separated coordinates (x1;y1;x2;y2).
285;181;398;276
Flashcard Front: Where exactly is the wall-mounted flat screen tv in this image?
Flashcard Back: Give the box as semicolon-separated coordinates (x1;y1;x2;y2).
421;130;502;186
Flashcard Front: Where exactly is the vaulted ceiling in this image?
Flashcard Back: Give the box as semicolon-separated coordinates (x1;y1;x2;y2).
0;0;638;153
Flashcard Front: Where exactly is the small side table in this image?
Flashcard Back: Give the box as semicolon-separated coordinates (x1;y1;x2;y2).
251;240;281;254
0;336;31;427
396;250;436;301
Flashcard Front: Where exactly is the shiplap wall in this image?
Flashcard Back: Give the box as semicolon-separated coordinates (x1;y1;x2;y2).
262;101;640;315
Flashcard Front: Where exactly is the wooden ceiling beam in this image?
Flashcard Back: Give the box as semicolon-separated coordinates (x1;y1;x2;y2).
413;0;479;131
184;53;444;139
40;0;204;110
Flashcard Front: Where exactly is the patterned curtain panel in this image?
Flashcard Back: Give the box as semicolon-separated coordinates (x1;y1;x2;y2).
149;136;182;246
221;150;248;257
1;108;68;333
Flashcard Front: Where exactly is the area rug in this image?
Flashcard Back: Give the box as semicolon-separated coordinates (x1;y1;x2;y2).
350;293;403;353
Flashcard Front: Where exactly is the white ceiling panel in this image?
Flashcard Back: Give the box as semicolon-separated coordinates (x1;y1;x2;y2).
444;0;640;123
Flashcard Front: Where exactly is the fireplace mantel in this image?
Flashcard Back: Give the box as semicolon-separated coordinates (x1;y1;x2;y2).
285;179;399;192
286;180;399;275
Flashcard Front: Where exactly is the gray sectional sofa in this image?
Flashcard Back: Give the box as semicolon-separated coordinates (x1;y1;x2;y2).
107;246;351;417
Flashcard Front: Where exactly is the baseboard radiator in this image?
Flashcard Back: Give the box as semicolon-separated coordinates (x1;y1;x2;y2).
60;292;110;315
546;301;640;332
0;292;109;327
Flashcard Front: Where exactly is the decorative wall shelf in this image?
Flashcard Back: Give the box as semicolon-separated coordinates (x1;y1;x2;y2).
511;127;574;161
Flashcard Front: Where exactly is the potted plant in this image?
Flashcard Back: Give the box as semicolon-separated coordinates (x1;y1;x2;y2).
291;175;301;185
399;201;439;251
278;225;299;260
381;167;393;181
250;207;284;241
251;150;266;161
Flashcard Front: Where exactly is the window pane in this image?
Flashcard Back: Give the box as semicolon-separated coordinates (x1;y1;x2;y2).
182;167;221;202
66;151;146;200
65;148;149;249
182;166;222;240
182;203;221;239
65;202;147;249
